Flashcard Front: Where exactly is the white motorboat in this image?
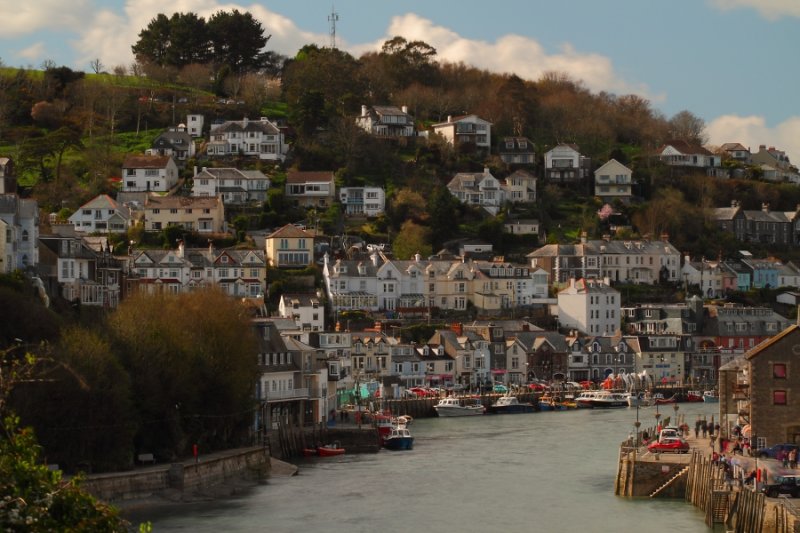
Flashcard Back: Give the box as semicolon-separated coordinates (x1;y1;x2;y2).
626;391;652;407
434;397;485;417
577;390;628;408
703;390;719;403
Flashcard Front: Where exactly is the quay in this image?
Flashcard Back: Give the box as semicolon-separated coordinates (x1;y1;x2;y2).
615;424;800;532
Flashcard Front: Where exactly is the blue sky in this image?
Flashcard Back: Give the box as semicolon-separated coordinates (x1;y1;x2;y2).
2;0;799;160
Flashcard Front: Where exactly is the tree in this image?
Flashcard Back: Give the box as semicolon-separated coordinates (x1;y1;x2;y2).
89;58;104;74
207;10;273;77
668;110;708;146
392;220;432;260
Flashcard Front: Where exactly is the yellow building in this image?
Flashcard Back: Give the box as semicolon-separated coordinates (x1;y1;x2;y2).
265;224;314;268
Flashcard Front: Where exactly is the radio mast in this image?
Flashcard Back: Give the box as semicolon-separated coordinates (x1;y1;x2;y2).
328;6;339;49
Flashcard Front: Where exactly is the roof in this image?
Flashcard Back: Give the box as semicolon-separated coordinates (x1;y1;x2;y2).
745;324;799;360
122;154;173;169
658;140;714;156
720;143;749;152
197;168;269;181
286;170;335;184
431;114;492;127
79;194;119;210
212;117;280;135
268;224;313;239
144;195;221;209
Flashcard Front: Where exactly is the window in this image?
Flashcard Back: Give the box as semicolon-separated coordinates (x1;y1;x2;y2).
773;390;787;405
773;363;787;379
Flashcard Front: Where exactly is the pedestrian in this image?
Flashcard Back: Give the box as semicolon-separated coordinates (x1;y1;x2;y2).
694;420;700;439
701;420;708;438
789;448;798;469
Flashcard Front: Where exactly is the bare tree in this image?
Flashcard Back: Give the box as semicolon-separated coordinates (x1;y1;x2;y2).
89;58;104;74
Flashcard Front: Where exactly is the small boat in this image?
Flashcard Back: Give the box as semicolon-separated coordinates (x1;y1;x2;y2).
304;442;345;457
317;443;346;457
538;394;568;411
486;394;535;414
703;390;719;403
654;394;678;405
383;426;414;450
434;397;485;417
685;390;704;402
626;391;652;407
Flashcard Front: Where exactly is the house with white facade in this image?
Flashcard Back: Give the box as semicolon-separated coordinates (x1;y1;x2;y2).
207;117;287;161
339;186;386;217
501;169;537;203
557;278;621;336
544;144;591;182
192;167;270;205
129;241;265;298
121;154;179;192
656;140;721;169
718;142;751;163
503;219;540;237
0;194;39;272
285;170;336;209
447;168;505;215
356;105;415;137
143;194;225;233
431;114;492;151
68;194;130;234
186;114;204;137
278;293;325;332
594;159;633;203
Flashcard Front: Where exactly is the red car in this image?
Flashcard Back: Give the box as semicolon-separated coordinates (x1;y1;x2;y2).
648;437;690;454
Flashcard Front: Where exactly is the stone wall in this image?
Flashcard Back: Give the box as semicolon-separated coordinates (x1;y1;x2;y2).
82;447;269;503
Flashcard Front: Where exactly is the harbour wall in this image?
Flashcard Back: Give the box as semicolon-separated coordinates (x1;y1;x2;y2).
82;446;270;503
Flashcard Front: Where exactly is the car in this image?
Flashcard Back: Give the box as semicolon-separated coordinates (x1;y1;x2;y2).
648;437;690;454
493;384;509;394
757;443;799;459
761;475;800;498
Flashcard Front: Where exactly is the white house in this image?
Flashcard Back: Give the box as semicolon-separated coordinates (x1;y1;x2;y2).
192;167;270;205
278;293;325;332
356;105;415;137
499;137;535;165
339;186;386;217
594;159;633;202
207;117;287;161
431;114;492;150
186;114;205;137
656;140;720;169
502;169;537;203
0;194;39;272
557;278;620;336
544;144;591;182
121;154;179;192
447;168;505;215
503;219;540;236
68;194;130;234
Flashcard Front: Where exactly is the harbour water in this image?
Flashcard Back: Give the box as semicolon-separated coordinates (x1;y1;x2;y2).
135;403;718;532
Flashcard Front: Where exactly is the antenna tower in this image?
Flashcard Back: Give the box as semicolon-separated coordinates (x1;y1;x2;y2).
328;6;339;49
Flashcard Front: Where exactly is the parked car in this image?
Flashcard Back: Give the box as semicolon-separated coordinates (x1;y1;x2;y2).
756;443;799;459
648;437;690;454
761;475;800;498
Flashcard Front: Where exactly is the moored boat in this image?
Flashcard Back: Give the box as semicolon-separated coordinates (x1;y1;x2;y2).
685;390;704;402
383;426;414;450
434;396;485;417
486;394;535;414
317;443;346;457
703;390;719;403
577;390;628;408
654;394;677;405
538;394;568;411
626;391;652;407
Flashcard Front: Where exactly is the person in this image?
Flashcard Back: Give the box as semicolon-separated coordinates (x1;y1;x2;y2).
701;420;708;438
781;450;789;468
732;440;742;455
694;419;700;439
789;448;798;469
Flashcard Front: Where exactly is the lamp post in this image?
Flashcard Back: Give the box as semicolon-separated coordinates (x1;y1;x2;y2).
673;403;680;435
634;403;641;447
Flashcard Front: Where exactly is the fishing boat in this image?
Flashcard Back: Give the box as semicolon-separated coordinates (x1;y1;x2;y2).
703;390;719;403
685;390;704;402
486;393;535;414
304;442;346;457
383;426;414;450
654;394;678;405
434;396;485;417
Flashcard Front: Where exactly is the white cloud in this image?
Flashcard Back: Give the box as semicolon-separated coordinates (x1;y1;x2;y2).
709;0;800;20
72;0;327;70
707;114;800;165
0;0;90;37
17;42;47;61
350;13;656;100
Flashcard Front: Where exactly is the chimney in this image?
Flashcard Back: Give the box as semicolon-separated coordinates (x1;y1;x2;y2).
178;240;184;258
484;167;490;176
371;251;379;266
208;239;214;255
401;105;408;114
450;322;463;335
580;231;587;244
414;252;421;262
242;117;248;128
762;203;770;213
361;105;367;117
447;115;452;123
731;200;738;208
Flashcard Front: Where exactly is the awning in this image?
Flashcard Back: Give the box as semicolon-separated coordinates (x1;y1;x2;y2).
491;369;507;374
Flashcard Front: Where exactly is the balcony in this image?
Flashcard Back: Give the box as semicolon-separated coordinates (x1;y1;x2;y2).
265;387;323;401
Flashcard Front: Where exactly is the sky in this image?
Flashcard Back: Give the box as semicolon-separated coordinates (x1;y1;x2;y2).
1;0;799;162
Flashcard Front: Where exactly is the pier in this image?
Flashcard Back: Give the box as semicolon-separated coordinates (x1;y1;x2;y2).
615;426;800;532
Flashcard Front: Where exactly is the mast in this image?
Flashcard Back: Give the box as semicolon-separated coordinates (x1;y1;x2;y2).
328;5;339;49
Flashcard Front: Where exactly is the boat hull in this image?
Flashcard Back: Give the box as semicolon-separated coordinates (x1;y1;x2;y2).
434;406;485;417
486;404;535;414
384;437;414;450
318;447;345;457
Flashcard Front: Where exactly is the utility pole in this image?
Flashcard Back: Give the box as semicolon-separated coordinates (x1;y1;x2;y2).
328;6;339;49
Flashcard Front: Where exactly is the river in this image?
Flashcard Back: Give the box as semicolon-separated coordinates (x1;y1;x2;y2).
133;403;718;532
